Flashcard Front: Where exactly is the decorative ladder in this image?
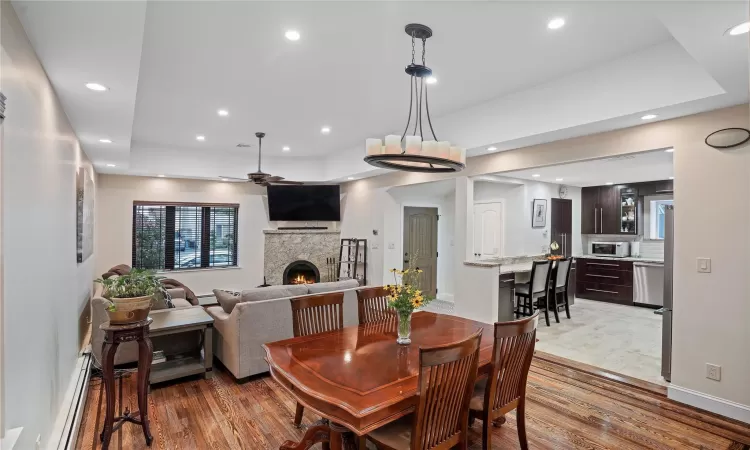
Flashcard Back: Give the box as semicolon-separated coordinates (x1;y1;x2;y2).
337;238;367;285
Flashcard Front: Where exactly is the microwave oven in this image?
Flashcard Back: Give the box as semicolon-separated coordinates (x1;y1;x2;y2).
590;241;630;258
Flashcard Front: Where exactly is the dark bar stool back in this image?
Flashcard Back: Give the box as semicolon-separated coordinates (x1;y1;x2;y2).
514;260;554;326
551;258;573;320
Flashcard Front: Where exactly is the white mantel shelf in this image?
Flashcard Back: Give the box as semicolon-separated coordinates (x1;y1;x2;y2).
263;229;340;235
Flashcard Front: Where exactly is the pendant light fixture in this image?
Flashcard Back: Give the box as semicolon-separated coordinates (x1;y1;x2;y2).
364;24;465;173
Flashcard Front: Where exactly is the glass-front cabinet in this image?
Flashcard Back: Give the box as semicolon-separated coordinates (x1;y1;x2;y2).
619;187;637;234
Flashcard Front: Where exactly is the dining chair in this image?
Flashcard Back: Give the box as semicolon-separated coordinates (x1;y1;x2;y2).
289;292;345;428
469;312;539;450
550;258;573;321
356;286;395;325
366;328;483;450
514;260;553;326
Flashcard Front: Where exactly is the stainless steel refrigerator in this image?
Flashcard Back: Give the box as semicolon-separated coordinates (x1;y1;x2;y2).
660;205;674;382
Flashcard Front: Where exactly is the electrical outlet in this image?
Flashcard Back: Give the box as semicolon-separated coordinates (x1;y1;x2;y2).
697;257;711;273
388;242;395;250
706;363;721;381
371;242;379;250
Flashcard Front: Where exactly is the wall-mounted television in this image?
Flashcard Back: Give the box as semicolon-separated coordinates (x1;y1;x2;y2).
267;185;341;221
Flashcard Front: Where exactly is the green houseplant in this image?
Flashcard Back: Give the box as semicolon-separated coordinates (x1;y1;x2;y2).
386;257;434;345
95;269;167;324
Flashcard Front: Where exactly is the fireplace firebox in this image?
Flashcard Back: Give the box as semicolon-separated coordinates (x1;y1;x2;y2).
283;260;320;285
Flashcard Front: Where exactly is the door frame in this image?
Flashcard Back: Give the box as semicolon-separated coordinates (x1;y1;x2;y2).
400;203;441;296
473;200;505;258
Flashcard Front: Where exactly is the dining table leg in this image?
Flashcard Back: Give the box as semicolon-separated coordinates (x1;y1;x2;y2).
329;422;358;450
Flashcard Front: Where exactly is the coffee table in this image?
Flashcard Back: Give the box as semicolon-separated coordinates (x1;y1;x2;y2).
148;307;214;384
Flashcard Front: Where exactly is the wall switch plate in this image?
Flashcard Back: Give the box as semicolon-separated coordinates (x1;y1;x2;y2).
388;242;395;250
706;363;721;381
697;257;711;273
371;242;379;250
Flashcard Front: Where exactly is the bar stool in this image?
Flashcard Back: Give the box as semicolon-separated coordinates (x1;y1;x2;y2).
514;260;553;326
550;258;573;321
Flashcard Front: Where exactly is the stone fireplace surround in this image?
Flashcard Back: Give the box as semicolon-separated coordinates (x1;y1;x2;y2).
263;230;341;286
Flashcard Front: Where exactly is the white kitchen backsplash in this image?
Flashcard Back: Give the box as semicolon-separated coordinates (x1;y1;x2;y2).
638;240;665;260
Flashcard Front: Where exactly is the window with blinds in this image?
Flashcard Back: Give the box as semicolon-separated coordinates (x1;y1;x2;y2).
132;202;238;270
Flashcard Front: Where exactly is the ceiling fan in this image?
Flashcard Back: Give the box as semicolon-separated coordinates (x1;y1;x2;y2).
221;132;303;186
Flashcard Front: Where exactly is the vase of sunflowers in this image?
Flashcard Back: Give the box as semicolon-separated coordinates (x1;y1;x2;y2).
386;258;433;345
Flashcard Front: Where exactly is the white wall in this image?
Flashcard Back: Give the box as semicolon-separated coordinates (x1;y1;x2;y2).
96;175;270;295
474;179;582;257
1;3;97;446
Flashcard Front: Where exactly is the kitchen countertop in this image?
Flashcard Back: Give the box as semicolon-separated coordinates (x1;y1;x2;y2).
574;254;664;264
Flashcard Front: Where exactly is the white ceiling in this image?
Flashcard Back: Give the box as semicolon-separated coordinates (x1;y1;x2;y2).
11;1;750;181
499;149;674;187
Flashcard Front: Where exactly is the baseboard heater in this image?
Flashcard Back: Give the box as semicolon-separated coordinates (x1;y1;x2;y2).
52;350;93;450
277;226;329;230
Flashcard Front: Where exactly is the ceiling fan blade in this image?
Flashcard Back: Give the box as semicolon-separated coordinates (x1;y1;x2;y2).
219;176;249;181
269;180;305;185
265;175;286;182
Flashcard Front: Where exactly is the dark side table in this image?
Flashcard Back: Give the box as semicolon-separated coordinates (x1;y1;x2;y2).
99;318;154;449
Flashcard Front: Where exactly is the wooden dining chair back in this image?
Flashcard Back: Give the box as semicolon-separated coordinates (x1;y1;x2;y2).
356;286;395;325
289;292;344;430
469;312;539;450
413;329;483;450
290;292;345;338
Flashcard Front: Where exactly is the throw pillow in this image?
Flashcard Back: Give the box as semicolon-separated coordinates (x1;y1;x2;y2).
214;289;241;314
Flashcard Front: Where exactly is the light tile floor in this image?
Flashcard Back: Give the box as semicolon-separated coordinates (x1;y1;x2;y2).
424;297;666;385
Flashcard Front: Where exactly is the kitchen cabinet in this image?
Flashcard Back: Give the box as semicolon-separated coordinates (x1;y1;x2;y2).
581;185;619;234
576;258;633;305
619;186;638;234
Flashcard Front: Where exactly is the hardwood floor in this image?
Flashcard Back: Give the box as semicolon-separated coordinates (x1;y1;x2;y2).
75;355;750;450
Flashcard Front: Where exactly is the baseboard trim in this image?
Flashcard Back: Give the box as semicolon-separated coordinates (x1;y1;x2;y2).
668;384;750;424
48;351;92;450
436;293;454;303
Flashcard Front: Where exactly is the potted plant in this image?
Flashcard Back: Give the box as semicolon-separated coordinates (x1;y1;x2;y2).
386;257;434;345
95;269;168;324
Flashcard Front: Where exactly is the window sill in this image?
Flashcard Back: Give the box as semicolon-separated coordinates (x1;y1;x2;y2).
157;266;243;275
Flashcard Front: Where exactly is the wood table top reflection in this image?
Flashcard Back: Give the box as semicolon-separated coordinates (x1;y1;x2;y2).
263;311;493;439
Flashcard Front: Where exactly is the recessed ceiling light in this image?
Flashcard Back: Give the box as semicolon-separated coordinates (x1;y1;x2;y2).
321;126;331;134
347;177;355;180
157;174;165;178
641;114;658;120
532;174;541;178
487;146;497;152
605;182;614;185
556;178;563;182
285;30;300;41
665;148;674;153
727;21;750;36
282;146;290;152
106;164;116;167
669;176;674;180
196;135;205;141
217;109;229;117
426;76;437;85
86;82;108;91
547;18;565;30
99;138;112;144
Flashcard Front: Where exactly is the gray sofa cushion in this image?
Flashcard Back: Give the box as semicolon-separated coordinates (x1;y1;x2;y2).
213;289;242;314
307;279;360;294
240;285;309;303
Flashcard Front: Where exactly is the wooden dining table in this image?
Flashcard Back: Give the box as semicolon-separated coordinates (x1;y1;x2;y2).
263;311;494;450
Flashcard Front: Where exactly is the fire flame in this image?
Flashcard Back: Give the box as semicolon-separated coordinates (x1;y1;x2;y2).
290;274;315;285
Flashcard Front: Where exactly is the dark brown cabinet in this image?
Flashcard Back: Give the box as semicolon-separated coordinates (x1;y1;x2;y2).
581;185;619;234
551;198;573;256
576;258;633;305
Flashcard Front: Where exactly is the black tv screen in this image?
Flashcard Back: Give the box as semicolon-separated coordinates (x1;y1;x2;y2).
267;185;341;221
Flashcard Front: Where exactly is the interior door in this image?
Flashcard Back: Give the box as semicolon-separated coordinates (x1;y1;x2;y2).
473;202;503;259
551;198;573;256
403;207;438;297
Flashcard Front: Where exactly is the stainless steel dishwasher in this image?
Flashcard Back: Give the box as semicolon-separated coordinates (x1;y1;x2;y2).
633;262;664;307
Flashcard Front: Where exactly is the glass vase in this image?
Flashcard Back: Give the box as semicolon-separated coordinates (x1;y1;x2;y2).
397;311;412;345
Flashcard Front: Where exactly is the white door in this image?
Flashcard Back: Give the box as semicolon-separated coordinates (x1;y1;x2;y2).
473;202;503;259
